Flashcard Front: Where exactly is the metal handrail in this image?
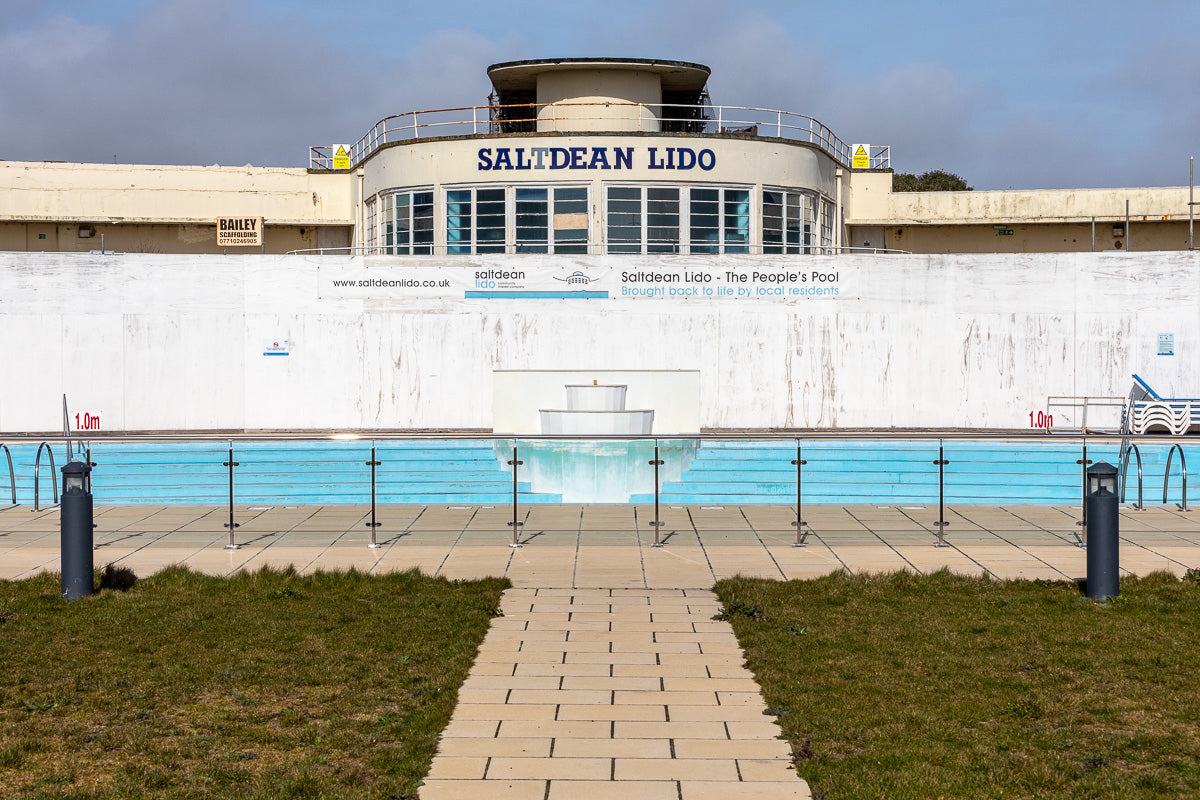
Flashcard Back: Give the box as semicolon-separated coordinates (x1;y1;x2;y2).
285;244;913;257
1119;442;1144;509
0;444;15;506
1164;444;1189;510
309;101;888;171
1;431;1197;444
1045;395;1127;434
33;442;58;511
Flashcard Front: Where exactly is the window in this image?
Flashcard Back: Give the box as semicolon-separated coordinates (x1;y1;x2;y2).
385;190;433;254
516;186;589;254
820;198;835;251
365;198;377;252
763;189;817;254
605;186;681;254
689;188;749;254
646;188;681;253
607;185;751;254
447;187;505;254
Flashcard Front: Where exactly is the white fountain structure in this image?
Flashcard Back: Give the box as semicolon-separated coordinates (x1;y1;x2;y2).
508;382;659;502
539;383;654;436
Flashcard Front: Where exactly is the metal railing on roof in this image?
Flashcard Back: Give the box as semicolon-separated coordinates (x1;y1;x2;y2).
285;244;912;256
309;102;889;171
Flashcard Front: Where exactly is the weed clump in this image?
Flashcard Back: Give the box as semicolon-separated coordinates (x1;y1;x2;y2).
99;564;138;592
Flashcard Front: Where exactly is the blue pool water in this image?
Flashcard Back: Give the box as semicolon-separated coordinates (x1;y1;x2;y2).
1;438;1195;506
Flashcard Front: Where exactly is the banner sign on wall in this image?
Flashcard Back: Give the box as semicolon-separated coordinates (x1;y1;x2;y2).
217;217;263;247
318;264;843;301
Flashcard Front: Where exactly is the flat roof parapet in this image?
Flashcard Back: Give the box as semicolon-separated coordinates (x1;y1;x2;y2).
487;57;711;93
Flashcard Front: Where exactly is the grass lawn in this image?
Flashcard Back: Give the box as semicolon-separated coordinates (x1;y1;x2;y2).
714;570;1200;800
0;567;507;799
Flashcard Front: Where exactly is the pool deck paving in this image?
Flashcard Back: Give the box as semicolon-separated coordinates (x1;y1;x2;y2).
4;501;1198;799
3;502;1198;586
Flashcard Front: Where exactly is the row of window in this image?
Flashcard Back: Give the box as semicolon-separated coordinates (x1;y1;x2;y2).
366;185;834;255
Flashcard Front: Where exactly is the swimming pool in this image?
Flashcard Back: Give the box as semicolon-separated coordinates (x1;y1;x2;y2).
1;437;1195;507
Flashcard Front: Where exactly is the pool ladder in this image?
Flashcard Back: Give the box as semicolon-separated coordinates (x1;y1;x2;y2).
1118;441;1190;511
1;444;15;508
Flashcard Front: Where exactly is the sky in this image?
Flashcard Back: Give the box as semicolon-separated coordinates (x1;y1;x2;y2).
1;0;1197;190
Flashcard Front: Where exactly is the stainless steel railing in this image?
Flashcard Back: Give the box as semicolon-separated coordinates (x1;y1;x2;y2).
32;442;58;511
1164;444;1189;511
309;101;890;171
286;244;912;257
2;432;1194;555
0;444;14;506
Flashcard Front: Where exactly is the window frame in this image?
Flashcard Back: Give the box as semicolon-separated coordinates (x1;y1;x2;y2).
604;183;754;255
763;187;822;255
380;188;435;255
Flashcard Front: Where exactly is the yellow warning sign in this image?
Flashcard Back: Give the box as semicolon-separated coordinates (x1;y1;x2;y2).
332;145;351;170
852;144;870;169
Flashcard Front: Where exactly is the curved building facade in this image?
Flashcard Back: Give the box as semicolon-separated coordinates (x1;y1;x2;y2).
337;58;866;257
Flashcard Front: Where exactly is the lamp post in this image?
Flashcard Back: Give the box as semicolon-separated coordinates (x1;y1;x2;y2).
1085;461;1119;600
60;460;94;601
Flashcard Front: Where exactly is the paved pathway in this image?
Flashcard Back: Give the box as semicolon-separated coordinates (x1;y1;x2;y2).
3;503;1198;585
421;588;809;800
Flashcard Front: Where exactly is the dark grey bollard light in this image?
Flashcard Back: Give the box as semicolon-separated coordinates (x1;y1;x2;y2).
1085;461;1120;600
60;459;94;601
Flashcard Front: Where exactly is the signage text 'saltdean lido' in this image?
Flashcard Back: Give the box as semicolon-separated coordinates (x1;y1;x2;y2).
217;216;263;247
478;145;716;171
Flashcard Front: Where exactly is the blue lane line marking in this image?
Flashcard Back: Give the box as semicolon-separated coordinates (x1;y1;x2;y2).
464;291;609;299
262;353;289;356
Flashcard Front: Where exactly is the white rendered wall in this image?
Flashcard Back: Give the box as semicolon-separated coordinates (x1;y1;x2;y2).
0;251;1195;433
536;70;661;132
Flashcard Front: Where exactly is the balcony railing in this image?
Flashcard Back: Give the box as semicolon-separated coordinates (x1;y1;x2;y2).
285;244;913;256
309;102;890;171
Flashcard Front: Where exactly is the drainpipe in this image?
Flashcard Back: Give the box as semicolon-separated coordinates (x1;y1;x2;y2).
1125;199;1130;251
835;168;843;251
355;168;365;250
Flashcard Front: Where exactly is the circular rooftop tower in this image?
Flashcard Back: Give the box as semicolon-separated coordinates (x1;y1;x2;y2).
486;58;711;133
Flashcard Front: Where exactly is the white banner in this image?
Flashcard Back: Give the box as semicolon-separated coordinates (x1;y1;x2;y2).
316;263;844;301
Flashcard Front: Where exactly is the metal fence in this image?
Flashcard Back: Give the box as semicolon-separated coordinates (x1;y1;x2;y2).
3;431;1194;550
284;244;912;256
309;102;890;171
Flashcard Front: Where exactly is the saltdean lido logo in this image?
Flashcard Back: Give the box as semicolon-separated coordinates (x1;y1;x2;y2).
553;270;596;286
478;146;716;172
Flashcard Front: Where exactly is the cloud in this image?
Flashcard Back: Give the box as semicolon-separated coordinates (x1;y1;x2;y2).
0;1;514;166
1;0;1195;190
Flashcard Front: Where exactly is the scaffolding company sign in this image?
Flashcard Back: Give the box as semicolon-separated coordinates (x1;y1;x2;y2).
217;216;263;247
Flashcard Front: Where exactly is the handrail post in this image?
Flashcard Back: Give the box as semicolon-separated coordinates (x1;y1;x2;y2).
649;442;665;547
507;446;523;547
1;444;15;505
1166;443;1185;513
223;440;240;549
790;441;808;546
33;442;59;511
85;444;95;494
365;443;382;548
932;440;949;546
1119;443;1144;510
1075;442;1090;545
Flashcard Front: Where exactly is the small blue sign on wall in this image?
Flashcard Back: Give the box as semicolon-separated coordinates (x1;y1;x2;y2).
1157;333;1174;356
